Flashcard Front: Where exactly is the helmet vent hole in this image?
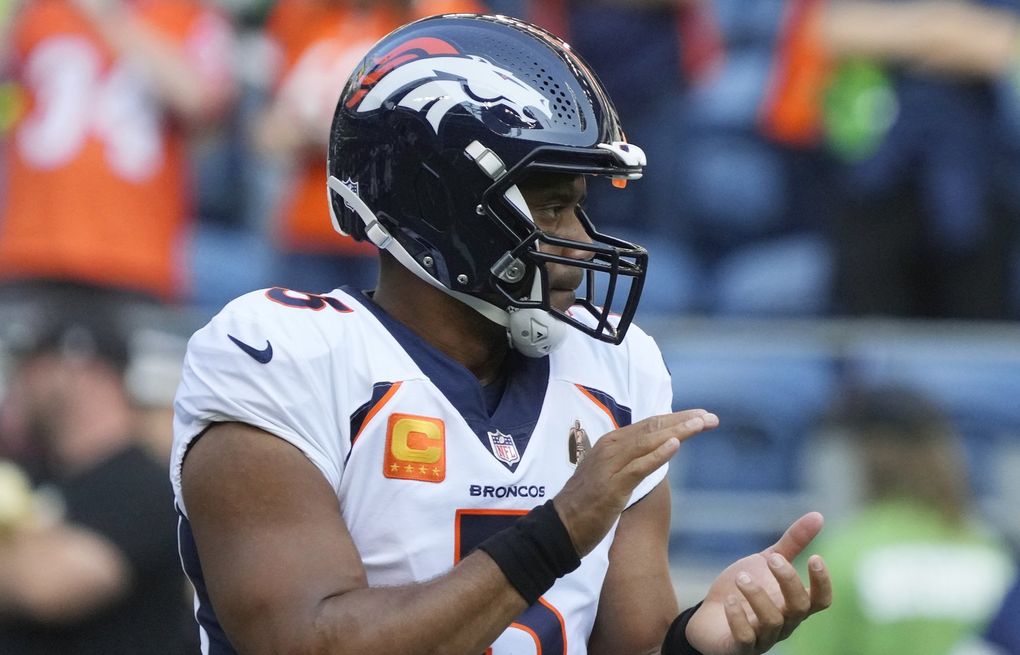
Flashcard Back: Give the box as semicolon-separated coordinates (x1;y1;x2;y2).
485;41;586;130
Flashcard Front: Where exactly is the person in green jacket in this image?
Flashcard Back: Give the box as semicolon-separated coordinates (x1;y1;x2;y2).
782;385;1015;655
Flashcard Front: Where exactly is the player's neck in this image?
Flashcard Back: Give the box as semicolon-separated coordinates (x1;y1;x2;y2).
373;258;509;385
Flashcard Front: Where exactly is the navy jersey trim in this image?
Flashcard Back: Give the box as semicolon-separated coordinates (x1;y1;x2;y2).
345;286;550;472
350;381;398;444
177;507;238;655
577;384;632;428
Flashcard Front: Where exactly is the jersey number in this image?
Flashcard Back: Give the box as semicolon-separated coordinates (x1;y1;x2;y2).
455;510;567;655
17;36;163;181
265;287;353;312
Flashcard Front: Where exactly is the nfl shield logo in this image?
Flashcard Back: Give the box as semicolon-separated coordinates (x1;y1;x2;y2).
487;430;520;466
340;178;360;211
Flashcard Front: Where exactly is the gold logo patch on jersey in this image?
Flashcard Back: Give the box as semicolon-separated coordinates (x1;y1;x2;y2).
568;419;591;466
384;413;446;483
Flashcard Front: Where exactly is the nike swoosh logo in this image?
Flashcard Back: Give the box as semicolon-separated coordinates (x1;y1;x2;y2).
228;335;273;364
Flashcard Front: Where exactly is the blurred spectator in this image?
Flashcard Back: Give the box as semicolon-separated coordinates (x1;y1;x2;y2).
0;0;18;91
0;321;187;654
0;0;17;34
0;0;18;220
0;0;17;65
762;0;1020;319
0;0;236;310
782;385;1015;655
253;0;483;294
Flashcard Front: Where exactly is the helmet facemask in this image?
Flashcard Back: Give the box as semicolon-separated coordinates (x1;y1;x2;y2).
482;160;648;350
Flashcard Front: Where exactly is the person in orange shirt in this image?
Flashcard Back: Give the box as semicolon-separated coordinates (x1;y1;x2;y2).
0;0;235;310
254;0;483;294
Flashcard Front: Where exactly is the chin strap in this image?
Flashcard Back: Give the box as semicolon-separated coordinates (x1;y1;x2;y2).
328;176;505;324
506;276;567;357
328;175;565;357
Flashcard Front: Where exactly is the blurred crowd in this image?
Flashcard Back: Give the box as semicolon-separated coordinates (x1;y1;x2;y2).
1;0;1020;653
3;0;1020;321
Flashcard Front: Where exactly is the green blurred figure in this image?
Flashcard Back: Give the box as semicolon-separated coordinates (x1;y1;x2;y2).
823;59;897;162
782;386;1015;655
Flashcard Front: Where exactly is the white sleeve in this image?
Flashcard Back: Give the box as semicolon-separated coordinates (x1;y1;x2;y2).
170;300;346;513
624;326;673;508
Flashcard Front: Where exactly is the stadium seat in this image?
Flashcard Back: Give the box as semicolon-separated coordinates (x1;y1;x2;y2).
676;131;787;244
685;50;776;131
712;0;786;46
710;232;834;316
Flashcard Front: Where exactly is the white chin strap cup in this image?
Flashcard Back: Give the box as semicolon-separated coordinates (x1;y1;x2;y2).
506;275;568;358
507;307;567;358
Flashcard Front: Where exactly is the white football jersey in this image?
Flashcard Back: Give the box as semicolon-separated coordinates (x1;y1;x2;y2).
171;286;673;655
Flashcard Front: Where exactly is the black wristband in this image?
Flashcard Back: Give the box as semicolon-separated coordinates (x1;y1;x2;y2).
477;500;581;605
662;601;705;655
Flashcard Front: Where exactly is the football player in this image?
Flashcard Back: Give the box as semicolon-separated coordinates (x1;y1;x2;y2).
172;14;831;655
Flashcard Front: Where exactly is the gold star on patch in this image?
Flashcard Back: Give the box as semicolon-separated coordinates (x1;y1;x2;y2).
432;467;441;477
389;462;399;473
419;465;428;475
405;464;414;474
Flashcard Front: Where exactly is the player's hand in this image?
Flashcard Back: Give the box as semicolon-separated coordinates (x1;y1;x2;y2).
553;409;718;557
686;512;833;655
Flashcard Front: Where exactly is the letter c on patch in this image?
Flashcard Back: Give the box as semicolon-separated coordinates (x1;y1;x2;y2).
383;413;446;483
390;417;443;463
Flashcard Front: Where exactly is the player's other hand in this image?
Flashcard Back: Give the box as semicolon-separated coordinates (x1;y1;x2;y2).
687;512;833;655
553;409;717;557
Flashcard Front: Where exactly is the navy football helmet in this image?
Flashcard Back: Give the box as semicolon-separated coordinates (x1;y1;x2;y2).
327;14;648;356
